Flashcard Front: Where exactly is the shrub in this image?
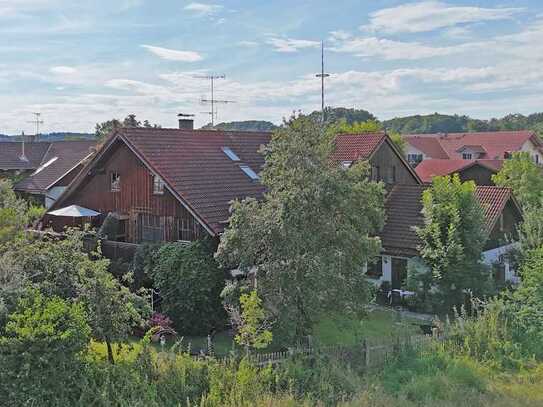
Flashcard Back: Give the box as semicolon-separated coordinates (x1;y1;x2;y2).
152;239;226;335
0;289;91;406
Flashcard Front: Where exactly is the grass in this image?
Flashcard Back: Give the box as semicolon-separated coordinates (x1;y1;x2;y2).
313;308;421;346
88;308;423;361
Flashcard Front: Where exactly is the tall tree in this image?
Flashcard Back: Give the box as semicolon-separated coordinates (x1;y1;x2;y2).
216;115;385;341
95;114;161;141
413;175;490;312
492;152;543;210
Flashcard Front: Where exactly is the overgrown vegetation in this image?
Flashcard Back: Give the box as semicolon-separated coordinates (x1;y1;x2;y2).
151;239;226;335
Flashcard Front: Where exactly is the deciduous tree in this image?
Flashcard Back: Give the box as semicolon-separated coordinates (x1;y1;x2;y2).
216;115;385;341
413;175;490;312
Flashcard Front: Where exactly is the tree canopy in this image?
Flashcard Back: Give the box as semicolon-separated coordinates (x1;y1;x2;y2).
492;152;543;210
95;114;161;141
411;175;490;312
216;115;385;341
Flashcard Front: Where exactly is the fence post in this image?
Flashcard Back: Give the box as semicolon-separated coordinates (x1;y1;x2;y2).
363;339;369;369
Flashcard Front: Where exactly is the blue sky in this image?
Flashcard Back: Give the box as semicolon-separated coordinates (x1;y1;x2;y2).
1;0;542;133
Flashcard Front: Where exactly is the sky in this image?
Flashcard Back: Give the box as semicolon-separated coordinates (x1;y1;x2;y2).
1;0;543;134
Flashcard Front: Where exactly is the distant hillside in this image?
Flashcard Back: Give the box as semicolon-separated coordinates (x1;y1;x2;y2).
201;120;277;132
383;113;543;135
308;107;377;125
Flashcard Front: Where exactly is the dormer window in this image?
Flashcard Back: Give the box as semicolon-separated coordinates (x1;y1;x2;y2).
462;153;473;160
111;172;121;192
153;175;165;195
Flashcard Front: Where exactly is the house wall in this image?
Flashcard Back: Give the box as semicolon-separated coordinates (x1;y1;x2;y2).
370;141;419;185
405;144;427;162
521;139;542;164
458;166;495;186
45;139;207;243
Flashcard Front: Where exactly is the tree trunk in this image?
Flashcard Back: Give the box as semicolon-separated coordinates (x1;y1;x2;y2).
106;339;115;364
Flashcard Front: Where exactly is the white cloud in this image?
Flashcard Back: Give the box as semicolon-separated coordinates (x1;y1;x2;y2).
330;36;478;60
184;2;223;15
364;1;522;34
141;45;203;62
50;66;77;75
267;37;320;53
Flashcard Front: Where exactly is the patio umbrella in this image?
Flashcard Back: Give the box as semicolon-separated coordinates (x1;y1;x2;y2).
47;205;101;217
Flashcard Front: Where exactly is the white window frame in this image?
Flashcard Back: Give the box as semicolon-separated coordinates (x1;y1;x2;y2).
111;172;121;192
153;175;165;195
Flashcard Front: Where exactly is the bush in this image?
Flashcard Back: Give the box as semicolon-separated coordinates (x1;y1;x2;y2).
152;239;226;335
0;289;91;406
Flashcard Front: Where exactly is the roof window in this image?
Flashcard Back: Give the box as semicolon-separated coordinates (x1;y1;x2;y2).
239;165;259;180
33;157;58;175
222;147;240;161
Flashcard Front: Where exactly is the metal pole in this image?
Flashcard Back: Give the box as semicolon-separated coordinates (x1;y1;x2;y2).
316;41;330;123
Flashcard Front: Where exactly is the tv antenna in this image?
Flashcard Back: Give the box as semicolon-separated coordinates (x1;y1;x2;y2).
28;112;44;140
315;41;330;123
194;74;235;126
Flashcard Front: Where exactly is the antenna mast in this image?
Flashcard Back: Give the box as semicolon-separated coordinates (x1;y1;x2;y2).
194;74;235;126
315;41;330;123
28;112;44;141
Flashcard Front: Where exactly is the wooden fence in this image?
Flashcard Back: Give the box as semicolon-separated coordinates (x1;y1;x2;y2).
204;334;434;370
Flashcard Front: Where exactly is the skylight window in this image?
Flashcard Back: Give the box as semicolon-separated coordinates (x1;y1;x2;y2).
33;157;58;175
239;165;259;180
222;147;240;161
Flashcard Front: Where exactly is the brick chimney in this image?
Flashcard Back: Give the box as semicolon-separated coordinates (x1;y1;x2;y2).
178;113;194;130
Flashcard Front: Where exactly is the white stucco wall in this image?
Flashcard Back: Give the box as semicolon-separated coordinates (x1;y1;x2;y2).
405;144;426;161
520;140;542;164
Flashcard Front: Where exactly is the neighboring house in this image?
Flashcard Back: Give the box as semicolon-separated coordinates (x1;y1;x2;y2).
44;127;271;242
0;140;96;207
415;159;503;185
45;129;419;242
404;131;543;166
332;132;421;186
368;185;523;288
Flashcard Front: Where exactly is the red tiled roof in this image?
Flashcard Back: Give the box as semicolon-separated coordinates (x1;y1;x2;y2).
405;131;541;160
405;136;449;159
415;159;503;183
14;141;95;193
0;142;51;170
119;128;271;234
380;184;518;256
475;186;514;232
331;133;386;161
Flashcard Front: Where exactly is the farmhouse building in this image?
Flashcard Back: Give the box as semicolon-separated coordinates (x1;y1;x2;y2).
370;184;522;288
405;131;543;167
0;140;96;207
44;127;270;241
414;159;502;185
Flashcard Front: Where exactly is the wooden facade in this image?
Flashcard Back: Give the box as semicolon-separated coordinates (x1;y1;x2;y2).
370;140;419;185
457;165;496;186
45;139;206;243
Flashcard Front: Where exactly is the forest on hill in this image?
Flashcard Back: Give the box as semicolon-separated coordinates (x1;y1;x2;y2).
204;109;543;135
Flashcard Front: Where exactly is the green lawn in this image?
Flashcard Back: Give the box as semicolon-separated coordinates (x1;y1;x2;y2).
88;308;423;360
313;308;421;346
